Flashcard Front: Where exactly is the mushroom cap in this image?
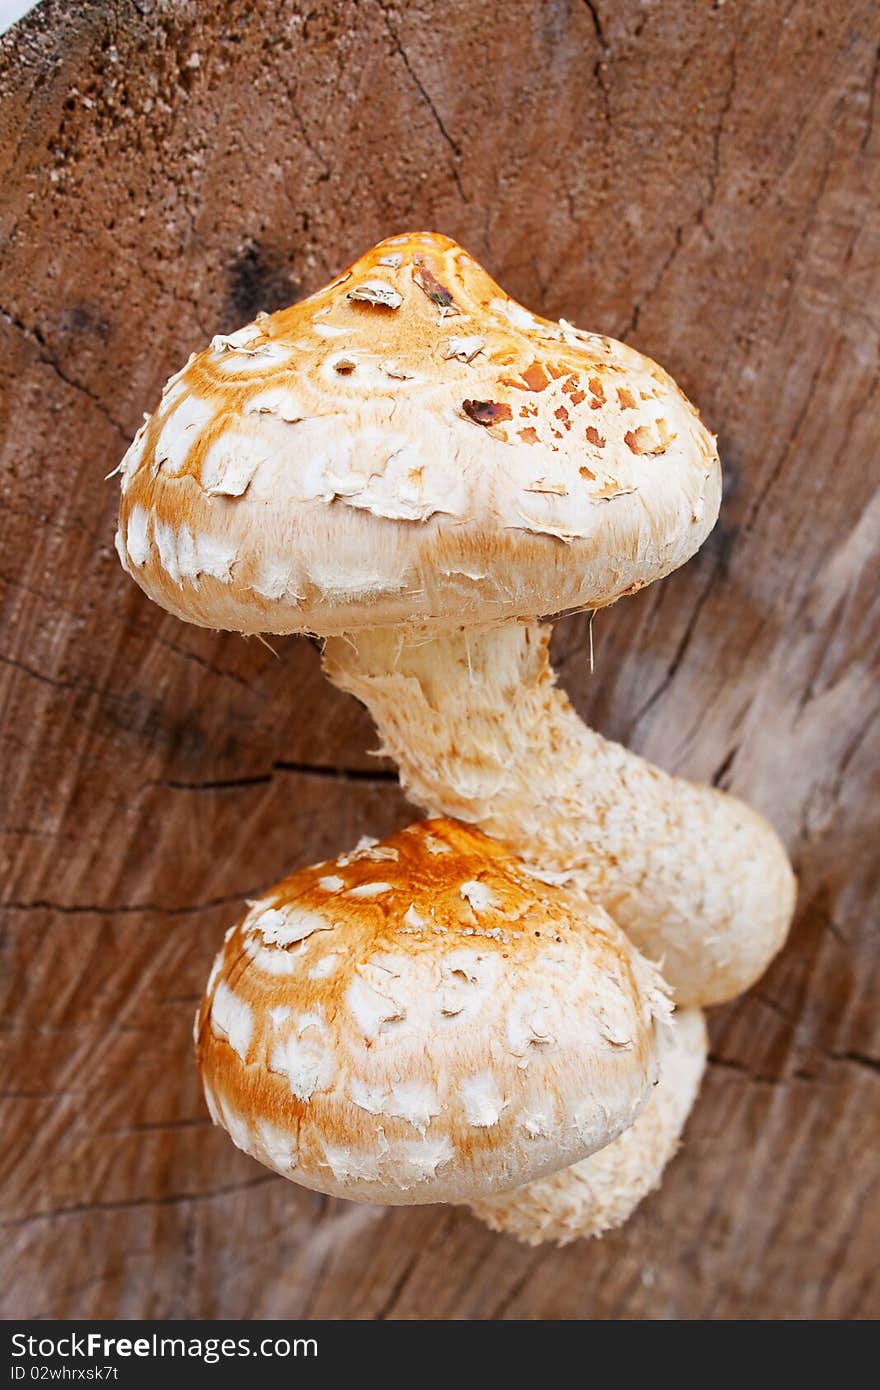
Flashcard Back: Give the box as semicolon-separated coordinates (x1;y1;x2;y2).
116;231;720;636
470;1007;707;1243
195;818;670;1205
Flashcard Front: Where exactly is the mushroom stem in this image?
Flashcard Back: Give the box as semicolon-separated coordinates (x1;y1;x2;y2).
323;621;796;1007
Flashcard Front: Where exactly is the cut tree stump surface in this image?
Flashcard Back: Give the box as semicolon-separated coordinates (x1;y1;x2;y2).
1;0;877;1319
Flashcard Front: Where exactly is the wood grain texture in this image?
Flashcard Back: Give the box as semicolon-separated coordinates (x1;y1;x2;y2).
1;0;877;1320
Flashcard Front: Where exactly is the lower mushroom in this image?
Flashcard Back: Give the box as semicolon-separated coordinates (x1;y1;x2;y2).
469;1006;707;1244
196;818;670;1205
324;622;796;1008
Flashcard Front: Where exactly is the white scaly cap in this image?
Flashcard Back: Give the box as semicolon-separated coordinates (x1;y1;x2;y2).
196;818;671;1204
115;231;720;636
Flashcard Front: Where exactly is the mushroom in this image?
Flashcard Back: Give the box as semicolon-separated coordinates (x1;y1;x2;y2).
469;1006;707;1243
114;230;795;1005
195;818;670;1204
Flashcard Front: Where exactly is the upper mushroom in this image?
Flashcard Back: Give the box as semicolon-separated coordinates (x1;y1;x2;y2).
115;230;720;636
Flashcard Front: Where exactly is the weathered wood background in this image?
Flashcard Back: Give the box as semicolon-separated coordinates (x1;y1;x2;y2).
1;0;878;1320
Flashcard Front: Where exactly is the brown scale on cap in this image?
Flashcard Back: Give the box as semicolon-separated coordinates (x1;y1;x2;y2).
195;818;668;1205
462;399;513;426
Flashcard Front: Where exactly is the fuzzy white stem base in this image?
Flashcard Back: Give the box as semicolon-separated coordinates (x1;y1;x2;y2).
324;622;796;1007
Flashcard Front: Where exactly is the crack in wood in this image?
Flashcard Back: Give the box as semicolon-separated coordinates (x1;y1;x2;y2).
620;33;737;338
701;37;738;231
619;223;685;341
582;0;611;124
489;1253;547;1318
377;0;469;204
148;761;398;794
742;347;831;536
1;1174;279;1231
860;39;879;154
372;1246;422;1320
98;1118;213;1136
0;654;78;692
711;743;740;788
0;307;130;441
709;1046;880;1086
0;889;268;917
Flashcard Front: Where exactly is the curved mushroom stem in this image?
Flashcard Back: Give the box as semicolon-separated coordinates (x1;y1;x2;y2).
323;621;796;1007
469;1007;707;1244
